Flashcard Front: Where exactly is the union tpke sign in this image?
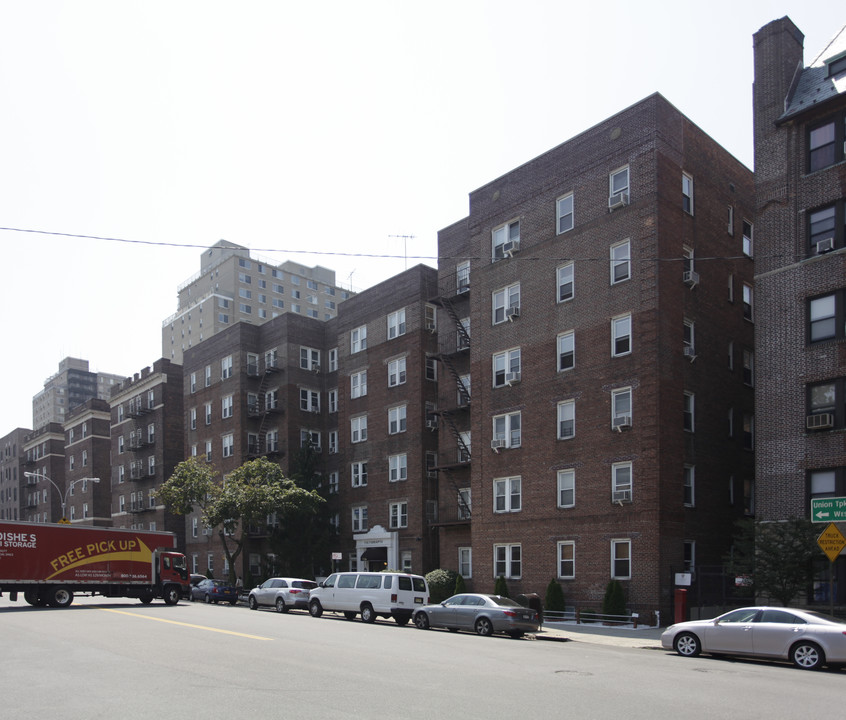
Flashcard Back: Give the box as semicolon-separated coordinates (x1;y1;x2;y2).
810;497;846;523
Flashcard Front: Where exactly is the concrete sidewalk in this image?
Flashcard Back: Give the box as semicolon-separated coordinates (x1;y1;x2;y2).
535;621;664;649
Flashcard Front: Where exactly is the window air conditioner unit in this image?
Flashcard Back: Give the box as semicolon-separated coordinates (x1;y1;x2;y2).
202;528;213;536
457;283;470;295
816;238;835;254
683;270;699;287
506;306;521;321
311;363;321;373
310;407;321;414
425;419;438;430
806;413;834;430
683;346;697;361
612;416;632;431
505;372;521;386
425;321;437;333
613;489;632;503
503;240;520;257
427;471;438;480
490;438;506;452
608;192;629;210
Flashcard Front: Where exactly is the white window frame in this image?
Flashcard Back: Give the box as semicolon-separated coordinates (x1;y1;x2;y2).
300;388;320;413
351;461;368;488
610;239;631;284
352;505;368;532
683;392;695;432
350;415;368;443
611;539;631;580
492;412;521;449
456;261;470;293
493;544;522;579
389;501;408;529
612;387;632;426
388;357;407;387
557;400;575;440
610;166;629;197
300;346;321;370
492;220;520;261
493;476;522;513
458;547;472;578
742;220;753;257
557;262;574;303
222;395;234;419
682;172;694;215
221;355;233;380
612;314;632;357
350;370;367;399
557;192;574;234
684;465;695;507
389;453;408;482
492;283;520;324
328;389;338;413
388;405;407;435
387;309;407;339
557;469;575;508
492;348;521;387
222;433;234;458
612;462;632;503
557;330;575;372
558;541;575;579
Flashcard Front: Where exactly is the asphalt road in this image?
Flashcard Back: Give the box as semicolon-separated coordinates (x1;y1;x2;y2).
1;596;843;719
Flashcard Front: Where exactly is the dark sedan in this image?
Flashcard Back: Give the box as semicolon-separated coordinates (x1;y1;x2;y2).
413;593;540;638
191;578;239;605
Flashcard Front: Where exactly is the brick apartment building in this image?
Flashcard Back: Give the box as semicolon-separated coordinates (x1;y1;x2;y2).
21;423;66;523
753;19;846;604
109;359;185;547
432;93;756;618
1;428;29;521
63;399;111;525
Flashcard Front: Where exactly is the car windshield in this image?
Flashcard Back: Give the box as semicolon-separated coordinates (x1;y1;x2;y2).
488;596;523;608
292;581;318;589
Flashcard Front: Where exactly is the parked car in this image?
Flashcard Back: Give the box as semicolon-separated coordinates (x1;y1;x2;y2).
308;572;429;625
184;574;208;599
413;593;540;638
191;578;238;605
248;577;318;613
661;606;846;669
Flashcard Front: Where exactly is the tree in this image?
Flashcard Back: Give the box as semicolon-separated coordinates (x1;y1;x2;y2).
602;579;626;618
494;575;510;598
426;568;459;603
454;574;467;596
158;457;220;518
726;517;819;607
545;578;566;613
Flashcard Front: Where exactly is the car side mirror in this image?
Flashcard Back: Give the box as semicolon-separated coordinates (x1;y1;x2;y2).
318;581;325;588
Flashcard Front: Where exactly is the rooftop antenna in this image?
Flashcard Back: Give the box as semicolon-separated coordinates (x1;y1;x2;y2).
389;234;416;270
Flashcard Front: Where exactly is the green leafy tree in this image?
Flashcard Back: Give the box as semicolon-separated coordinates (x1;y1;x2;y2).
158;457;220;517
726;517;819;607
494;575;510;598
545;578;566;612
602;579;626;618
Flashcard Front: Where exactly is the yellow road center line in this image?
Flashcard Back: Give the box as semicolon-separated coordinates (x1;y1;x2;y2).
95;607;273;640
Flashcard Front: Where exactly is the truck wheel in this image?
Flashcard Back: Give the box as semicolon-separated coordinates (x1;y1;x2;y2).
140;595;154;605
24;589;39;606
360;603;376;623
308;599;323;618
163;586;180;605
48;587;74;608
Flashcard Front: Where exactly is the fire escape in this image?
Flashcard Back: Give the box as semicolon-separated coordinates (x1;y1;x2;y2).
246;353;284;460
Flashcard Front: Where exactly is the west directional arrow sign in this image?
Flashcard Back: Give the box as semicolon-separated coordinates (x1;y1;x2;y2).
810;497;846;523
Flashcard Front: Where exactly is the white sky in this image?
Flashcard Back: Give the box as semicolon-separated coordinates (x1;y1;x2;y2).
0;0;841;431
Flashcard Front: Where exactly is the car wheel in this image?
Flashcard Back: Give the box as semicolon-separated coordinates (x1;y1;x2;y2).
248;595;258;610
308;599;323;618
275;598;288;614
674;632;701;657
791;641;824;670
344;611;357;620
360;603;376;623
475;617;494;636
414;612;430;630
204;594;212;604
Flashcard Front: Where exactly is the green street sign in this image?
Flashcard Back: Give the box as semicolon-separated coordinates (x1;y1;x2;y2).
811;497;846;523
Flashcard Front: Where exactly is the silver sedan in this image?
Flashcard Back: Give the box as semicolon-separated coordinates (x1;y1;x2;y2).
413;593;540;638
661;606;846;669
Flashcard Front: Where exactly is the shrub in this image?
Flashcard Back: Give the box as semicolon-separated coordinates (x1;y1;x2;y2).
454;574;467;596
602;579;626;618
545;578;566;612
426;568;459;603
494;575;510;598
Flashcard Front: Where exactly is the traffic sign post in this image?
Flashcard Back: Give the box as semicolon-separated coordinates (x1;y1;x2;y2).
811;497;846;523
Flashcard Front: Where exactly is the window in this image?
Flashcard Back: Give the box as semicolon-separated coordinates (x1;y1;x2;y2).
611;539;631;579
390;502;408;529
612;462;632;503
148;455;155;475
612;387;632;426
300;389;320;413
683;319;695;356
809;293;841;342
352;505;368;532
328;389;338;413
557;193;574;233
492;220;520;261
222;395;233;419
557;331;575;371
742;284;753;321
557;469;575;508
808;118;843;172
388;405;407;434
456;261;470;293
558;541;575;579
743;414;755;450
328;472;339;495
684;465;695;507
190;372;197;393
493;476;521;513
683;392;695;432
389;453;408;482
742;350;754;386
222;433;234;458
494;544;521;579
328;348;338;372
610;239;631;283
351;461;368;488
682;173;693;214
425;304;437;333
557;400;575;440
612;314;632;356
808;380;845;429
492;348;521;387
205;440;212;461
388;357;407;387
742;220;754;257
190;408;197;431
609;166;629;201
727;205;735;235
459;547;472;578
266;430;279;453
557;262;574;302
300;429;321;451
492;283;520;324
351;415;367;443
387;309;406;339
492;412;521;449
425;357;438;382
300;347;320;370
221;355;233;380
351;370;367;398
265;389;279;410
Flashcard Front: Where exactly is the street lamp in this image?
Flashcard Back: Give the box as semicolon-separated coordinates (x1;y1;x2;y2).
23;472;101;523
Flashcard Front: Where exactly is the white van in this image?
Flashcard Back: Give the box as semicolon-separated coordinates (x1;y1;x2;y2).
308;572;429;625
